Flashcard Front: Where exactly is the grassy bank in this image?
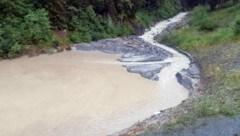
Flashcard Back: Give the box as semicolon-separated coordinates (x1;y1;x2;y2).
141;4;240;135
163;4;240;52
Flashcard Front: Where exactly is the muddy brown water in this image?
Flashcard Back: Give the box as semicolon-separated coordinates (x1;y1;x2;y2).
0;51;188;136
0;13;191;136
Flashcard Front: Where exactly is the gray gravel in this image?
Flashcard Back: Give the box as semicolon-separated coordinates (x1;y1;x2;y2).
141;116;240;136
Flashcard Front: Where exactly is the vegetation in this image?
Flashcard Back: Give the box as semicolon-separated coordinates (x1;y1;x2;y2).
162;3;240;51
0;0;183;59
1;0;238;59
190;6;218;31
135;0;181;28
233;15;240;35
0;2;52;58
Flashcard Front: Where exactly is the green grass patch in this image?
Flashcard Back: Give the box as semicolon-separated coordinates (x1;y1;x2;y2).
162;4;240;52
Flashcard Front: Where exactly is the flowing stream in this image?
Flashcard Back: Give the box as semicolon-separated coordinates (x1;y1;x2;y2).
0;13;190;136
139;12;191;111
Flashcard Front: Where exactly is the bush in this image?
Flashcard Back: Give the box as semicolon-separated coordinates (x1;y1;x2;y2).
191;6;218;31
69;6;133;43
7;43;23;58
116;23;134;36
135;10;155;28
0;9;52;58
69;6;105;43
134;0;180;29
232;15;240;35
157;0;181;19
195;97;220;117
70;31;92;43
0;18;22;58
21;9;52;45
199;18;219;31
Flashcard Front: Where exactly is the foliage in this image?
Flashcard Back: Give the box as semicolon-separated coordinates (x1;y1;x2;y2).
36;0;68;29
135;0;180;29
195;97;220;117
191;6;218;31
69;6;133;43
135;10;155;28
156;0;181;19
232;15;240;35
69;6;108;42
162;4;240;51
1;0;239;58
181;0;238;10
0;8;52;58
21;9;52;45
0;18;23;58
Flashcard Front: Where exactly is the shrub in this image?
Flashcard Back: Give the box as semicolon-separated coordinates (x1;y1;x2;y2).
116;23;134;36
0;9;52;58
219;98;238;117
191;6;218;31
232;15;240;35
7;43;23;58
195;97;220;117
70;31;92;43
69;6;106;43
21;9;52;45
157;0;181;19
199;18;219;31
135;10;155;28
0;18;22;58
69;5;133;43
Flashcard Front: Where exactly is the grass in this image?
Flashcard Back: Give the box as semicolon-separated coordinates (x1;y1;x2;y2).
162;4;240;52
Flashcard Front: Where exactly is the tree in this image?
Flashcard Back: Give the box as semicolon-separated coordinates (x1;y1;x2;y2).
37;0;68;29
22;9;52;44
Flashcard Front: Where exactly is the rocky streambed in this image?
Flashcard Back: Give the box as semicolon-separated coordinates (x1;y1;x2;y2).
74;12;200;93
74;36;172;81
72;13;201;135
